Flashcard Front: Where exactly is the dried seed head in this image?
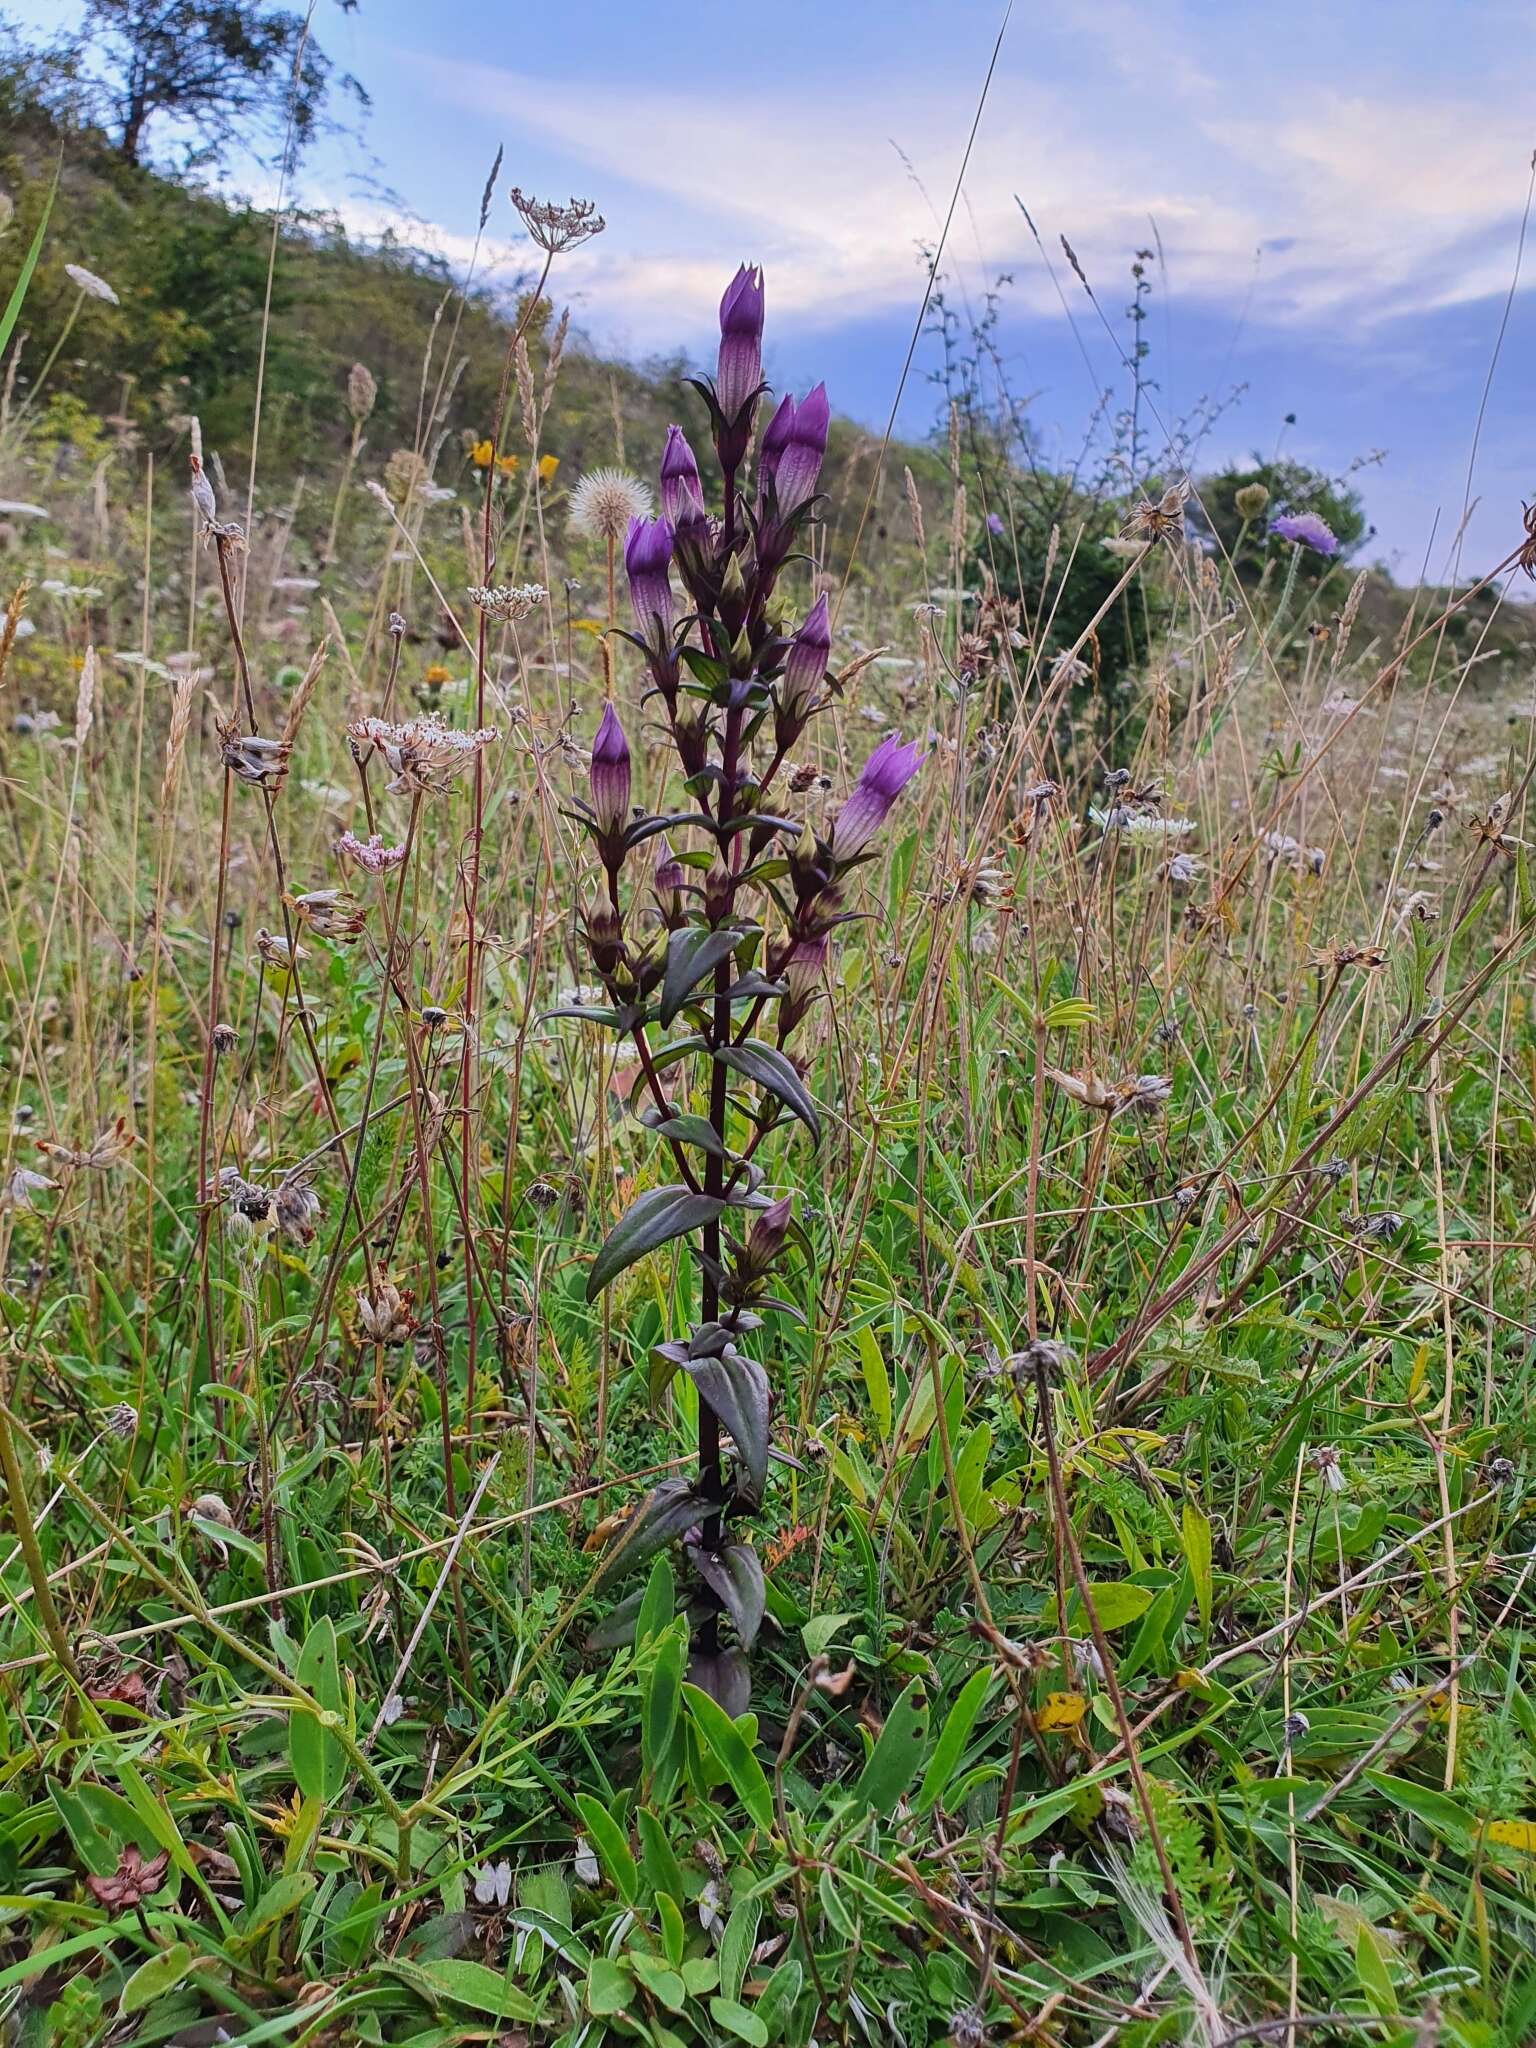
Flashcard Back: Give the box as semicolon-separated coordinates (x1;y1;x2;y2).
567;468;653;544
347;362;378;424
509;188;605;254
210;1023;239;1055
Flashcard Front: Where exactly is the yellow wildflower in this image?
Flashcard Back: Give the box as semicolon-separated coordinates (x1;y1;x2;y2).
496;452;520;476
469;439;494;468
537;453;560;483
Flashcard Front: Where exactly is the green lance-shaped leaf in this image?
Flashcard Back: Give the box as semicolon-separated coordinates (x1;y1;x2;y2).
595;1478;708;1589
682;1346;769;1504
587;1184;726;1300
715;1041;821;1139
690;1541;766;1648
661;925;748;1025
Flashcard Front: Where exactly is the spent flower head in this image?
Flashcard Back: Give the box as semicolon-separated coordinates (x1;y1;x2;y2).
509;188;605;254
568;468;652;543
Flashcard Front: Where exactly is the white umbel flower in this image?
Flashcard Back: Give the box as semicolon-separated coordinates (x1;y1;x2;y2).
64;263;119;305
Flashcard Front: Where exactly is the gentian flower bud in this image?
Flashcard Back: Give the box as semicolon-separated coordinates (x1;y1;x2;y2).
589;701;631;837
660;425;706;528
625;515;675;639
743;1194;793;1277
759;394;796;492
716;264;765;423
778;594;830;740
585;901;624;977
783;934;827;1010
830;735;924;862
773;384;829;515
653;836;686;897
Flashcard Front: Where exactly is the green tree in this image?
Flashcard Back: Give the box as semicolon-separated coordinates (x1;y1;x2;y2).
31;0;365;170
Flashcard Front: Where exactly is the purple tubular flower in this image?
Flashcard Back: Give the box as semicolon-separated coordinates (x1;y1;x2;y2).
772;383;829;514
624;515;676;637
716;264;765;421
744;1193;793;1274
589;701;631;835
830;735;924;862
783;933;827;1008
759;393;796;491
779;593;830;730
659;425;706;528
1269;511;1339;557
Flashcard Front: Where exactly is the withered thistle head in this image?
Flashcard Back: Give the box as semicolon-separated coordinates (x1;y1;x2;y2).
216;718;291;792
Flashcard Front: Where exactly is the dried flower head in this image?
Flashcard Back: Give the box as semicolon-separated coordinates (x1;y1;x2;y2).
1234;481;1270;519
466;582;547;623
338;830;408;874
275;1176;322;1246
86;1844;168;1909
1120;479;1189;546
2;1165;56;1212
347;713;498;795
568;468;653;543
65;262;119;305
217;719;291;791
509;188;605;254
357;1279;417;1347
254;928;306;970
289;889;367;941
37;1116;136;1172
347;362;378;424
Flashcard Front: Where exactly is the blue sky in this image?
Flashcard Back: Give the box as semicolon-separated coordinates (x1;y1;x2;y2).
20;0;1536;577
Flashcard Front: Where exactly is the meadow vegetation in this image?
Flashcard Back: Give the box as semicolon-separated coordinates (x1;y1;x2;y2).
1;49;1535;2048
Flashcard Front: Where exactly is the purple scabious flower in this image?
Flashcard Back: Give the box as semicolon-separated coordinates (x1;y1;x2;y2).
1270;511;1339;557
830;735;924;861
659;425;706;528
716;264;765;422
779;594;830;731
625;515;676;636
985;511;1005;536
589;701;631;835
772;383;829;514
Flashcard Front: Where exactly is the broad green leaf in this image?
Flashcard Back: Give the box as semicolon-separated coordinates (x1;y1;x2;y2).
405;1958;537;2020
856;1325;892;1439
630;1950;686;2011
120;1941;193;2016
1043;1581;1156;1633
683;1682;775;1831
637;1805;686;1903
714;1040;821;1138
853;1678;929;1816
917;1669;991;1813
291;1617;346;1804
587;1185;725;1298
661;925;747;1024
573;1794;640;1903
596;1478;709;1589
239;1871;315;1944
683;1347;769;1503
719;1895;761;2003
710;1996;769;2046
585;1955;634;2017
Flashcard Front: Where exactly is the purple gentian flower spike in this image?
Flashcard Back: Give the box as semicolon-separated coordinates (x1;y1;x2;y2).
716;264;765;422
830;735;924;862
659;425;706;528
624;515;676;637
779;593;830;731
1269;511;1338;557
773;384;829;514
759;393;796;490
589;701;631;836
